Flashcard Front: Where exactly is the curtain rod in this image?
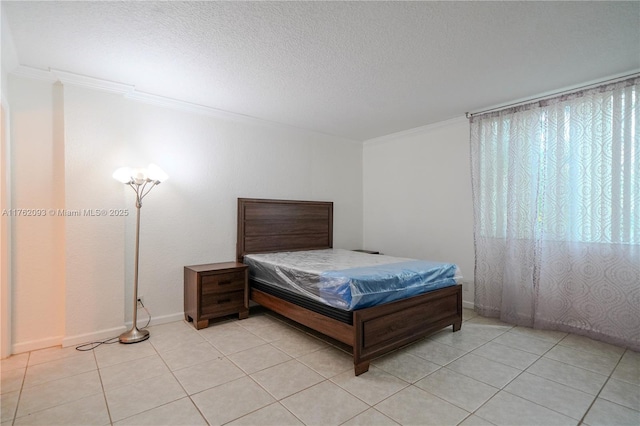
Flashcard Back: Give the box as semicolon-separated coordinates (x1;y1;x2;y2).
465;71;640;119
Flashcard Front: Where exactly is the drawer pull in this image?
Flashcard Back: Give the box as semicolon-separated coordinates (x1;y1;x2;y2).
217;299;231;304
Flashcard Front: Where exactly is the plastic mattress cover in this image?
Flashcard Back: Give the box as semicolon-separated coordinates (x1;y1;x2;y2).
244;249;461;311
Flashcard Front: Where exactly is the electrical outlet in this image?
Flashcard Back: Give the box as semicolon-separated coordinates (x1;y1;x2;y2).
137;296;144;307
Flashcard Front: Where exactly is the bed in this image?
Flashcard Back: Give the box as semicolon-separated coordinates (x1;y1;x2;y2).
236;198;462;375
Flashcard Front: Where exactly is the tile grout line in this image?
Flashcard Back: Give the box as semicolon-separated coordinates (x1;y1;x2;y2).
223;319;344;426
237;373;315;425
195;314;400;425
93;347;114;426
362;319;509;425
576;347;628;426
0;320;467;424
524;340;625;392
222;335;297;423
203;323;314;425
121;318;526;426
455;323;524;425
365;319;506;409
472;331;627;425
150;329;212;426
450;322;566;424
167;319;334;425
9;351;30;426
92;329;199;424
7;348;114;424
450;326;516;424
5;315;632;426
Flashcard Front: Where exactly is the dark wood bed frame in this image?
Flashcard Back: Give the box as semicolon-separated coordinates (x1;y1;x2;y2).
237;198;462;375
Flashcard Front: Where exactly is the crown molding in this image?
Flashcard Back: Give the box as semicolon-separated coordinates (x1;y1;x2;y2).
126;90;361;144
51;69;134;95
9;66;357;141
124;90;275;127
12;67;135;96
11;65;57;82
10;66;260;123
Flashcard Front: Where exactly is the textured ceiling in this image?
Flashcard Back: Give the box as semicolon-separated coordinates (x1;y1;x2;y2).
2;1;639;141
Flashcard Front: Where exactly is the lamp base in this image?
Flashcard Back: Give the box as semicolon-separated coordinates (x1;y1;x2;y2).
118;327;150;344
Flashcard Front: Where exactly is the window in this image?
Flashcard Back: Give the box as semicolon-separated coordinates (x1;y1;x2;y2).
470;77;639;350
473;80;638;245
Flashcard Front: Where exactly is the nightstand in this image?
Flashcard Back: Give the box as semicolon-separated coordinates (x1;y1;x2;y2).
184;261;249;330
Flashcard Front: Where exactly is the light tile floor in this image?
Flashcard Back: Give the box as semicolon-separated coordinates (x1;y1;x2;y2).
1;308;638;426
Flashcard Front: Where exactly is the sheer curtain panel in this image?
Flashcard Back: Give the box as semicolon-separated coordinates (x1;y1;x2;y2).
470;77;639;350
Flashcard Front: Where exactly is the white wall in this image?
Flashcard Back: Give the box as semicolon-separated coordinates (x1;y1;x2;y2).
1;100;11;358
1;5;18;358
62;86;128;345
7;75;363;352
363;117;475;306
8;76;66;352
116;96;363;326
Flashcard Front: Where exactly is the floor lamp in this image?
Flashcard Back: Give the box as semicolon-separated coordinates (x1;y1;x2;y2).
113;164;168;344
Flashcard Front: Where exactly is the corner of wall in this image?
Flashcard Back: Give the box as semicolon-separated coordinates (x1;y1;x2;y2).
1;95;12;358
362;117;475;308
52;81;66;343
0;5;16;358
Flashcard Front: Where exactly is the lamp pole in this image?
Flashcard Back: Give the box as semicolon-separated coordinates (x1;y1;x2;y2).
119;194;148;343
113;165;168;344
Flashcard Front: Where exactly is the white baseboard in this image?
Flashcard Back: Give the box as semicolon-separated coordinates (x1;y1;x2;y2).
121;312;186;330
12;312;188;354
12;335;64;355
462;300;475;310
62;326;127;348
144;312;185;327
62;312;185;348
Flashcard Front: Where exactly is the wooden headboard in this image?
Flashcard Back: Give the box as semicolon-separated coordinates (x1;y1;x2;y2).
236;198;333;262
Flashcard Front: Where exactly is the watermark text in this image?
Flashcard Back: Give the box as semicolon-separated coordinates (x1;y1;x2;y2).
2;208;129;217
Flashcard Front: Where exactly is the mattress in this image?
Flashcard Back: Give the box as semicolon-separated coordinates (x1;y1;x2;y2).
244;249;461;311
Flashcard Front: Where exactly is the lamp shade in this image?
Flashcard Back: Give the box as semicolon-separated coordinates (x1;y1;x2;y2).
113;164;168;184
147;164;168;182
113;167;133;183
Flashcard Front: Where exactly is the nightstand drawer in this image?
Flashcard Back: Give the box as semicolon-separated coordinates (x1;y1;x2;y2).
201;271;245;293
201;291;245;316
184;261;249;330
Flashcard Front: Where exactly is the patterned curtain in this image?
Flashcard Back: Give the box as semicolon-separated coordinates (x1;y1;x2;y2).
470;77;639;351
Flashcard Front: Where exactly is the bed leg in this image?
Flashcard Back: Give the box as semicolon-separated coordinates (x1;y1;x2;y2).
354;360;370;376
453;321;462;332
